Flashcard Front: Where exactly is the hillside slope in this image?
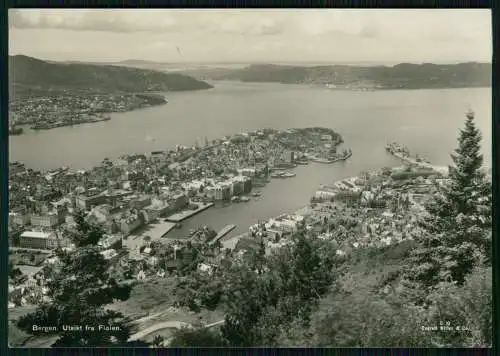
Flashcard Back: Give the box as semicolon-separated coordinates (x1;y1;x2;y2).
9;55;213;100
181;62;491;90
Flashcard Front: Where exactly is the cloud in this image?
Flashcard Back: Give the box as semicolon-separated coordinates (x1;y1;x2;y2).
8;9;491;63
9;9;180;33
9;9;490;43
8;9;287;36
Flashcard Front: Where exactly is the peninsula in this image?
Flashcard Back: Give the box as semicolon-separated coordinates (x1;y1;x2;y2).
8;55;213;132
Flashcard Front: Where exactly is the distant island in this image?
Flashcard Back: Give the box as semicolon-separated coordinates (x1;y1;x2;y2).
179;62;492;90
8;55;213;132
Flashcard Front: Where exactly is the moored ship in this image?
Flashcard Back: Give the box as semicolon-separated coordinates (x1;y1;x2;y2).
270;171;296;178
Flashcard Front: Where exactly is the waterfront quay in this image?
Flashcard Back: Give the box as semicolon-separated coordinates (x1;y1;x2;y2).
386;142;448;176
165;202;214;222
208;224;237;246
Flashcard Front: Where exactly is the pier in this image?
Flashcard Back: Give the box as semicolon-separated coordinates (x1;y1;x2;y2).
165;202;214;222
386;143;448;176
209;224;237;246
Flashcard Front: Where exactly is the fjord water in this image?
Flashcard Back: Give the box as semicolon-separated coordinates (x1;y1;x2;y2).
9;82;491;236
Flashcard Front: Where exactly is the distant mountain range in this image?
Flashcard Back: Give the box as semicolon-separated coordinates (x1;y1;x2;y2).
8;55;213;100
179;62;492;90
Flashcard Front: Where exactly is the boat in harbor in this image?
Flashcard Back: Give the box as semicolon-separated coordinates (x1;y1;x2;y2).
312;157;336;164
271;171;296;178
340;149;353;161
295;159;309;165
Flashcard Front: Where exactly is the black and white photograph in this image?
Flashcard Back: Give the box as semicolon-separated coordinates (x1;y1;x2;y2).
7;9;492;348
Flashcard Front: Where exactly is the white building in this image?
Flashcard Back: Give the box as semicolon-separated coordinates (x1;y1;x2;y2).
19;231;68;250
100;249;118;260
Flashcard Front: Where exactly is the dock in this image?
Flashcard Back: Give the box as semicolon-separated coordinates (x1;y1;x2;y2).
165;202;214;222
209;224;237;246
388;150;448;176
138;221;177;240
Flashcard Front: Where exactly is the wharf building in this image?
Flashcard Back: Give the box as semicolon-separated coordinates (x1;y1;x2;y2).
143;201;172;223
166;192;189;211
214;182;232;201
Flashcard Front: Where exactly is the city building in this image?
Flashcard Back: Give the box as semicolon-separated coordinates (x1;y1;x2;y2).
231;180;244;196
30;213;60;229
98;234;123;250
10;212;31;227
130;196;152;210
233;175;252;193
214;182;232;201
237;168;256;178
120;215;142;235
182;180;204;197
88;204;113;223
75;194;108;211
103;219;120;234
19;231;68;250
167;192;189;211
100;249;120;263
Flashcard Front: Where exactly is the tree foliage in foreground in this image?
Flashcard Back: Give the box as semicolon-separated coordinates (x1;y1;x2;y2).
173;229;337;347
169;327;227;347
17;212;133;347
404;111;491;292
276;246;491;348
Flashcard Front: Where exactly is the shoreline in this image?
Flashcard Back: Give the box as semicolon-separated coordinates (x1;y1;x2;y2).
386;146;448;176
10;93;169;134
165;203;215;223
207;79;491;91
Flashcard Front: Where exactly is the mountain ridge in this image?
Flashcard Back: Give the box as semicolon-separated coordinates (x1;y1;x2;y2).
178;62;492;90
8;55;213;100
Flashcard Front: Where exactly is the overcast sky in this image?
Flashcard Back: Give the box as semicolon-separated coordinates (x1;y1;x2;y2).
8;9;492;64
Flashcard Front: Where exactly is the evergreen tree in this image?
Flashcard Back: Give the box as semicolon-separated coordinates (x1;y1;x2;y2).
169;327;226;347
17;213;133;347
404;111;491;290
221;230;336;346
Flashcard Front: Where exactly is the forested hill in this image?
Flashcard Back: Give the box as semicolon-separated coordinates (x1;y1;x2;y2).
185;62;491;90
9;55;213;100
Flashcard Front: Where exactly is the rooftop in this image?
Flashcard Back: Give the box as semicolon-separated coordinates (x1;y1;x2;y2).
20;231;55;239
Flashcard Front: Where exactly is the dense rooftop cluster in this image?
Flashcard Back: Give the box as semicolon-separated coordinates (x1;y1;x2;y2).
9;94;166;131
8;127;349;308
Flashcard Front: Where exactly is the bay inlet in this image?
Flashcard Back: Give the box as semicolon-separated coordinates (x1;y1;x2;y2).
9;82;491;238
